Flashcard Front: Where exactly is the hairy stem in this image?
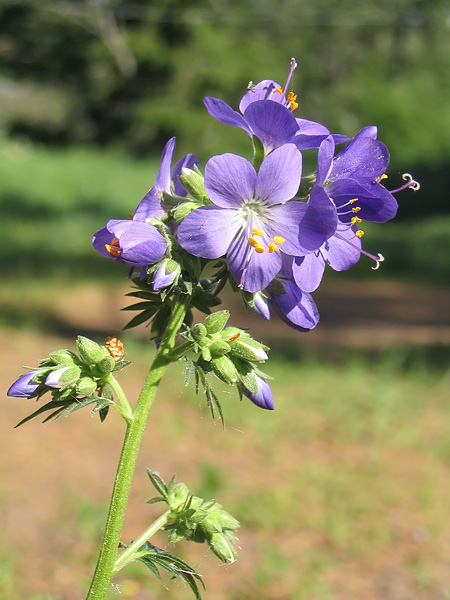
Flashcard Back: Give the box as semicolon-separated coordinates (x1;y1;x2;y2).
86;293;191;600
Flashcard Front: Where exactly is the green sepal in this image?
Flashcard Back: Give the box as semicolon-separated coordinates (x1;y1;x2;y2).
147;469;168;500
76;377;97;396
48;349;79;365
172;201;200;222
76;336;107;364
209;340;231;358
204;310;230;334
253;135;265;172
177;168;207;203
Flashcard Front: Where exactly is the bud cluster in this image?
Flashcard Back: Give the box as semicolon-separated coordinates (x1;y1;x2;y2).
7;336;128;403
184;310;274;410
148;470;240;563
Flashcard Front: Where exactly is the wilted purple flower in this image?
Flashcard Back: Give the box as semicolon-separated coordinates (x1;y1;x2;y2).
7;371;41;398
177;144;336;293
204;58;348;155
242;376;274;410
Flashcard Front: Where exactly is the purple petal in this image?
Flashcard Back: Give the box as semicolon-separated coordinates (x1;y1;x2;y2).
270;278;320;331
204;97;252;135
255;144;302;206
172;153;199;197
204;154;257;208
227;229;282;293
92;226;116;259
242;376;275;410
133;187;165;222
153;262;179;291
252;292;270;320
239;79;282;112
177;206;240;258
326;179;398;223
316;136;335;186
7;371;41;398
322;226;361;271
154;137;176;194
266;201;308;256
243;100;299;153
296;187;338;253
108;220;167;266
331;133;389;182
293;253;326;293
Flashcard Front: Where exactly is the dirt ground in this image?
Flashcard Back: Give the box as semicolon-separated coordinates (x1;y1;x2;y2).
1;279;450;600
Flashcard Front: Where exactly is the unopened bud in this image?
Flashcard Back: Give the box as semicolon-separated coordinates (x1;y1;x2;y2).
76;377;97;396
211;355;239;384
192;323;207;341
178;167;207;202
209;339;231;358
204;310;230;334
168;482;190;512
207;531;238;563
49;350;78;365
45;365;81;390
229;337;268;362
173;201;199;222
97;355;116;374
76;336;107;364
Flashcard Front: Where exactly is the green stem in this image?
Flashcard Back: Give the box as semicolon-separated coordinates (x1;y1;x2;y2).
114;511;171;572
86;293;191;600
104;373;133;423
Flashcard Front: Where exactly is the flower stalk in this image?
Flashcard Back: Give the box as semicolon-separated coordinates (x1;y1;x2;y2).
86;293;191;600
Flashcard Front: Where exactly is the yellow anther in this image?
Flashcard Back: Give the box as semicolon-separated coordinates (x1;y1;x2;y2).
351;216;362;225
251;228;264;236
355;230;365;238
105;237;121;258
248;237;265;253
352;207;361;213
273;235;286;244
349;198;359;204
380;173;388;180
287;91;298;110
275;87;284;93
268;243;280;253
105;336;124;361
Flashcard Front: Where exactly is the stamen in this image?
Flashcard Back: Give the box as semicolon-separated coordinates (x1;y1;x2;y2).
287;91;298;110
105;237;121;257
251;228;264;236
349;198;359;204
274;87;284;94
268;242;280;253
283;57;298;92
355;230;365;238
375;173;388;182
352;207;361;213
105;336;124;360
335;231;385;270
351;216;362;226
273;235;286;244
389;173;421;194
248;237;265;253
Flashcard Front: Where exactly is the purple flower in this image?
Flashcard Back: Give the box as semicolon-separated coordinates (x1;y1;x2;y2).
92;219;167;267
7;371;41;398
242;376;274;410
204;59;348;155
177;144;335;293
268;277;320;331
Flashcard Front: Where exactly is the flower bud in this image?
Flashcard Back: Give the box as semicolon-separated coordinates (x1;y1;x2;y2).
252;292;270;320
201;346;212;362
45;365;81;390
209;339;231;358
207;531;238;563
76;336;107;364
192;323;207;341
7;371;41;398
178;167;207;202
242;376;274;410
229;337;268;362
173;201;199;222
48;349;78;365
211;355;239;384
97;355;116;374
152;259;181;291
204;310;230;335
168;483;190;512
76;377;97;396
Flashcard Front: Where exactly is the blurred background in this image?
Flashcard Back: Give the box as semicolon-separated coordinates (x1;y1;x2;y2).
1;1;450;599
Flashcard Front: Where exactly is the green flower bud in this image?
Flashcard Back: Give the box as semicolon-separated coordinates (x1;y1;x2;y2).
76;336;107;365
173;201;199;222
76;377;97;396
45;365;81;390
215;509;240;531
229;337;268;362
204;310;230;335
169;483;190;512
201;346;212;362
211;355;239;384
201;512;223;533
192;323;207;341
178;167;207;202
209;339;231;358
97;355;116;374
207;531;238;563
49;349;78;366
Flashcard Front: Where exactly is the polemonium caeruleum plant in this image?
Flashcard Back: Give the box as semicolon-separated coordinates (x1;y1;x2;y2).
7;59;419;600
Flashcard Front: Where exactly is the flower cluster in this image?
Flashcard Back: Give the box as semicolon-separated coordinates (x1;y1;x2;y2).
91;58;419;410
